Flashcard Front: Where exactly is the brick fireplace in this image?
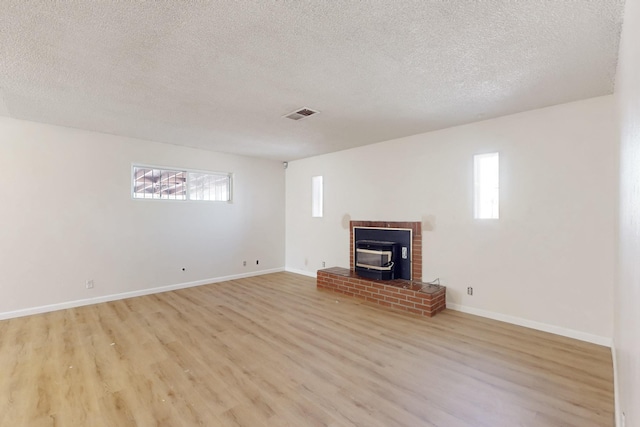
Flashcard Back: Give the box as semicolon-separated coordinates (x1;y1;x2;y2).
317;220;446;317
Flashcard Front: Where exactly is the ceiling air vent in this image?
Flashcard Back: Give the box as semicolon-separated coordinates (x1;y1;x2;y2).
283;107;320;121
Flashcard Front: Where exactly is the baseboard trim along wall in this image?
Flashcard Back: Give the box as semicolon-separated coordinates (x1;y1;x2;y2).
284;267;318;278
11;268;612;349
611;341;622;427
446;303;612;347
283;268;612;347
0;267;284;321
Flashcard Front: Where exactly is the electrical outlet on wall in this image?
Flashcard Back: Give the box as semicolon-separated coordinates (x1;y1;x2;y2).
85;280;94;289
467;286;473;296
322;261;326;267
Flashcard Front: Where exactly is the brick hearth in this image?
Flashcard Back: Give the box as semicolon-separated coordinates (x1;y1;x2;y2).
318;220;446;317
317;267;446;317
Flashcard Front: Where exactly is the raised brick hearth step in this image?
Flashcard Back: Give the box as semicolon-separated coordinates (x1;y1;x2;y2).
317;267;446;317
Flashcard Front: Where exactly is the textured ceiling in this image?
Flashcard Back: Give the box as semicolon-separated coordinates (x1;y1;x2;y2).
0;1;625;161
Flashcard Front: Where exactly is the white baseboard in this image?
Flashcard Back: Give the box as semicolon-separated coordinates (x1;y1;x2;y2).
0;267;284;321
285;267;318;278
612;340;621;427
282;271;613;347
4;269;613;349
446;303;612;347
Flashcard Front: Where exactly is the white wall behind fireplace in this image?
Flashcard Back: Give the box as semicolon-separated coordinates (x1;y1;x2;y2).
285;95;616;344
0;116;285;316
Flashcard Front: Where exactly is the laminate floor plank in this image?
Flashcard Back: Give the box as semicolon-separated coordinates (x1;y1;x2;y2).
0;272;614;426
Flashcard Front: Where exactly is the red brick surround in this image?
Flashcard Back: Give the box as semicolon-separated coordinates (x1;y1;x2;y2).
350;221;422;281
317;267;446;317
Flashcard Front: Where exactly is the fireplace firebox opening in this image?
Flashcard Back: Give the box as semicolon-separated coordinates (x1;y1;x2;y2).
353;226;412;281
355;240;399;280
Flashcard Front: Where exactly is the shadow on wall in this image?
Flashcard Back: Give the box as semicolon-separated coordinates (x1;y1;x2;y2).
342;213;351;229
422;214;436;231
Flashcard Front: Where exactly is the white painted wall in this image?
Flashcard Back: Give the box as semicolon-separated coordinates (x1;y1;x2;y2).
0;117;285;316
286;96;616;344
615;0;640;424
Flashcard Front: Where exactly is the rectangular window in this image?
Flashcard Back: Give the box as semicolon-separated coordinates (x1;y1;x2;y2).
312;175;323;217
188;172;230;201
132;167;187;200
133;165;231;202
474;152;499;219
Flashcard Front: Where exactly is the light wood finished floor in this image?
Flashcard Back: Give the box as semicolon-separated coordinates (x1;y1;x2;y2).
0;272;614;426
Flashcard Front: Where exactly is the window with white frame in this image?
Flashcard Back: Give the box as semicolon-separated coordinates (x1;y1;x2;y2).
188;172;230;201
474;152;499;219
133;165;231;202
312;175;323;217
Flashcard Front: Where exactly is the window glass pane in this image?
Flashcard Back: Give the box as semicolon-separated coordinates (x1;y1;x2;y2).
188;172;230;201
133;167;186;200
312;176;323;217
474;153;499;219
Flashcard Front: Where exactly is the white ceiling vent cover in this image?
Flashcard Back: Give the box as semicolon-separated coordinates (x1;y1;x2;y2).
283;107;320;121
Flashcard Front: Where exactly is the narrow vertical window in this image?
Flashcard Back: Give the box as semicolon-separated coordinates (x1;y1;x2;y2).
312;176;323;217
474;152;499;219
